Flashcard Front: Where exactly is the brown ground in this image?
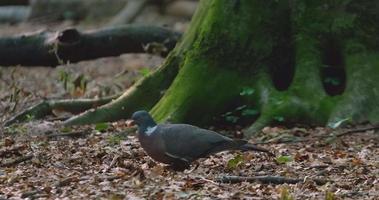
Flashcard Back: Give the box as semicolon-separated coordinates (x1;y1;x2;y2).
0;9;378;200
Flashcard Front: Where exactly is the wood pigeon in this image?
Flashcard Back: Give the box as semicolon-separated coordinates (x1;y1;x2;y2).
129;110;273;170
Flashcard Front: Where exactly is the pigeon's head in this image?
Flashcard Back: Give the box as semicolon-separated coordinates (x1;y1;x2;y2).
129;110;156;128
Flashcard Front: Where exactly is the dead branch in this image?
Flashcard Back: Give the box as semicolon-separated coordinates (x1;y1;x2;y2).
0;25;181;67
0;154;33;167
21;190;41;199
254;125;379;145
55;176;79;187
0;144;27;157
0;6;30;23
215;175;328;185
335;126;379;137
47;131;91;138
5;93;121;126
0;0;29;6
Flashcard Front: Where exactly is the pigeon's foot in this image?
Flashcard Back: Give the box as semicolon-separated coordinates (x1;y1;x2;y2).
169;162;191;172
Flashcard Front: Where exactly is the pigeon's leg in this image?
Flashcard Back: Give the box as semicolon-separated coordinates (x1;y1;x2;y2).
185;161;199;174
169;160;191;171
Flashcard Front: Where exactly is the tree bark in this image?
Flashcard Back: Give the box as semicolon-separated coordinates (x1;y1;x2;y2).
0;25;181;67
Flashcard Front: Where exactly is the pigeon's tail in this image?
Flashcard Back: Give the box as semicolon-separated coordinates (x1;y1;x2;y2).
238;142;274;156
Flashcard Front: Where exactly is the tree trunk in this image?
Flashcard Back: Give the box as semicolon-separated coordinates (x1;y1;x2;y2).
11;0;379;138
150;0;379;136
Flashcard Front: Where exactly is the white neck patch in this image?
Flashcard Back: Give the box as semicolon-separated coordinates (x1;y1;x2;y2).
145;126;157;136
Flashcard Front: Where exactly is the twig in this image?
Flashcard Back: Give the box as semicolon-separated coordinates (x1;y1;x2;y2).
0;154;33;167
103;155;120;173
21;190;39;198
254;126;379;145
47;131;90;138
215;175;328;185
55;176;79;187
335;126;379;137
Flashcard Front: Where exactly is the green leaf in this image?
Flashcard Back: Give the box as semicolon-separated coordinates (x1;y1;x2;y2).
325;191;335;200
241;108;259;116
95;122;109;132
240;87;255;96
139;68;151;77
227;154;243;169
107;134;126;145
324;77;341;86
274;116;285;122
327;118;351;129
25;114;35;122
225;115;239;123
235;105;247;111
276;155;293;164
60;127;72;133
222;111;233;117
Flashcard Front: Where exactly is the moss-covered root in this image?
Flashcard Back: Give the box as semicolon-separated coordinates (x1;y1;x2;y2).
63;55;180;126
328;52;379;124
4;94;120;126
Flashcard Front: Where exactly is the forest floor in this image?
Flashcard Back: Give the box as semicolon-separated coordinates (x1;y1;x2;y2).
0;14;378;200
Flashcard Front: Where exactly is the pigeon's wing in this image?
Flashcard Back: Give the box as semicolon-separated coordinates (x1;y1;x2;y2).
159;124;239;162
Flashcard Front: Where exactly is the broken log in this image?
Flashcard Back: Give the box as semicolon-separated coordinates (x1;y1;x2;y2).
0;25;181;67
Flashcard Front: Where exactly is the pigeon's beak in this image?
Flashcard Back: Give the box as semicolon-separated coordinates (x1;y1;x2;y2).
126;119;136;127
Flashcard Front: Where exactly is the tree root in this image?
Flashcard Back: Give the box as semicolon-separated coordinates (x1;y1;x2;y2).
63;53;181;126
215;175;329;185
5;94;120;126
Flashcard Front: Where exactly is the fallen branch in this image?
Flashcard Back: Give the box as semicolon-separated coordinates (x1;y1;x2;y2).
0;25;181;67
55;176;79;187
0;6;30;24
335;126;379;137
0;154;33;167
21;190;39;199
215;175;328;185
47;131;91;138
5;93;121;126
0;144;27;157
0;0;29;6
254;125;379;145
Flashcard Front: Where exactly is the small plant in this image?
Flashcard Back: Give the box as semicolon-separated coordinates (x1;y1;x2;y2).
239;87;255;96
58;70;88;97
139;67;151;77
107;134;126;145
25;114;35;122
227;154;244;170
279;186;294;200
274;116;285;122
325;191;335;200
241;108;259;116
276;155;293;164
4;125;27;135
324;77;341;86
95;122;109;132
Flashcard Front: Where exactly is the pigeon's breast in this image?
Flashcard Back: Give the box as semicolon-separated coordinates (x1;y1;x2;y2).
138;134;173;164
